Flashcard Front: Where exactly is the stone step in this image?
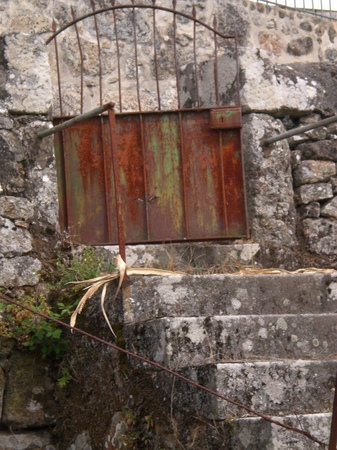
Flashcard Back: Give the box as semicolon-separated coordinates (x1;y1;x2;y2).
165;360;337;419
229;413;331;450
124;314;337;368
123;272;337;323
105;242;261;270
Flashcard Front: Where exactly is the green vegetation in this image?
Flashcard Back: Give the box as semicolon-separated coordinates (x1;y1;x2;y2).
0;247;115;359
118;406;154;449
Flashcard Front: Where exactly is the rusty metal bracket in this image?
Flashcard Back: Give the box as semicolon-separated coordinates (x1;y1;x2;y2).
37;102;115;139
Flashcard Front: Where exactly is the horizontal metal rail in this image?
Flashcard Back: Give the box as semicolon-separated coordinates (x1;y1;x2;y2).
37;102;115;139
264;115;337;145
255;0;336;21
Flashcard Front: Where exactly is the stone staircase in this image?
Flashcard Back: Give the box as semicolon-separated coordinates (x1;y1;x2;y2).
121;245;337;449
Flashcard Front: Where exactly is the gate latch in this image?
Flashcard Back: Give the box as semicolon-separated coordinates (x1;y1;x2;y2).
210;108;242;129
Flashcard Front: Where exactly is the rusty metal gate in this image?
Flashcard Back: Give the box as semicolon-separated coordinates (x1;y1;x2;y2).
46;1;248;253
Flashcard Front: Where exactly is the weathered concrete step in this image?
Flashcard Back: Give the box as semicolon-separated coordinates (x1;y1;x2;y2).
166;360;337;419
124;314;337;368
229;413;331;450
123;272;337;323
105;242;261;270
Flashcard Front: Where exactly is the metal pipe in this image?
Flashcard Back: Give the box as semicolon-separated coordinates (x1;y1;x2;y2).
38;102;115;139
264;115;337;145
328;369;337;450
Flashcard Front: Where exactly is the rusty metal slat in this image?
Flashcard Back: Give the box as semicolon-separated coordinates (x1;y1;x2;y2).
100;115;114;243
91;0;103;106
71;7;84;114
114;114;147;242
108;108;126;261
152;0;161;110
178;111;190;238
143;113;184;241
218;130;229;235
172;0;181;109
139;114;151;240
181;111;224;238
192;5;200;108
221;129;247;235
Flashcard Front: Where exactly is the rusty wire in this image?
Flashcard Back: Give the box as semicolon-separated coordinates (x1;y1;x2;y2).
0;291;328;448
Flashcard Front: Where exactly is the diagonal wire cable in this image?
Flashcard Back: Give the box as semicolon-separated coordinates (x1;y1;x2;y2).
0;292;327;448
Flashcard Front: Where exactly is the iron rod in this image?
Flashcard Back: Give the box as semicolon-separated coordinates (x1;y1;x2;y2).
46;5;236;45
152;1;161;110
132;0;142;112
173;0;181;109
112;1;122;112
38;102;115;139
264;115;337;145
53;20;63;117
71;7;84;114
192;5;200;108
108;107;126;263
213;16;220;106
139;114;150;240
329;369;337;449
91;0;103;107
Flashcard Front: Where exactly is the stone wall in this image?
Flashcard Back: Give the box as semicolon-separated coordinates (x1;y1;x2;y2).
1;0;337;448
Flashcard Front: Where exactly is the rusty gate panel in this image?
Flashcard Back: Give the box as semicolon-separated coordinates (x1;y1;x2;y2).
49;3;249;248
54;108;247;245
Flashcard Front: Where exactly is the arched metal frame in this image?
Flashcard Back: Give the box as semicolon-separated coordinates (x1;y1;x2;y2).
47;1;249;260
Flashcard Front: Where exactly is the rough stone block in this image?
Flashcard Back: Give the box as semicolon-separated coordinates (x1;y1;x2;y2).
321;197;337;219
230;413;331;450
2;351;56;429
0;218;33;254
298;140;337;161
293;161;336;187
123;272;337;323
299;201;320;218
124;314;337;369
295;183;333;205
0;256;41;286
215;361;336;418
0;196;34;220
4;33;52;114
303;218;337;255
0;430;55;450
167;361;336;419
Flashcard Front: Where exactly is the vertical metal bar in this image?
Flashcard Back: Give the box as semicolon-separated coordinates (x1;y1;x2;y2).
108;107;126;262
71;7;84;114
213;16;220;106
234;20;241;107
56;130;69;234
178;112;190;238
172;0;181;109
328;370;337;450
100;115;113;243
111;0;122;112
139;114;150;240
132;0;142;112
91;0;103;106
53;20;63;117
152;0;161;110
218;131;229;235
192;6;200;108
